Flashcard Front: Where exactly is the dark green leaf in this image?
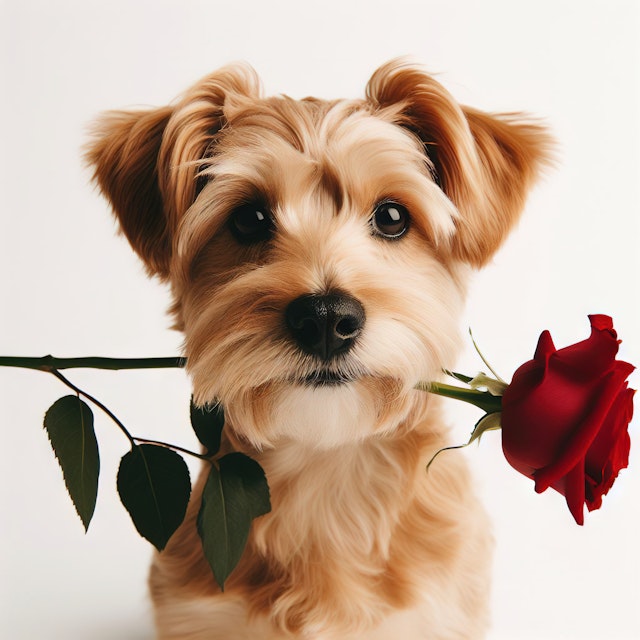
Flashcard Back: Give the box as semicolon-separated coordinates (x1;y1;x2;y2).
117;444;191;551
44;395;100;531
197;452;271;590
190;398;224;455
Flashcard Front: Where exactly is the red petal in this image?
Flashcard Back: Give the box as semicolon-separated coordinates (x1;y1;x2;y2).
585;386;634;511
560;460;586;526
533;362;635;493
537;459;586;525
588;314;615;334
551;316;620;382
533;329;556;364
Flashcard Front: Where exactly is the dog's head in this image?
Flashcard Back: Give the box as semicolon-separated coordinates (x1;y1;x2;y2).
87;61;551;449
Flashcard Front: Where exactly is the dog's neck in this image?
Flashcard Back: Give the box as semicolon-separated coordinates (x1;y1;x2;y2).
254;435;422;558
223;398;470;634
235;393;444;563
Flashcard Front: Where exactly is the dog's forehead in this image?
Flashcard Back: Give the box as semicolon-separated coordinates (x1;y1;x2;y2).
221;94;343;153
209;95;431;204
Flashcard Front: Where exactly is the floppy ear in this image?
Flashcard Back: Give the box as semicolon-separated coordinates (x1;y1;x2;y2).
86;106;174;276
367;61;553;267
86;64;261;278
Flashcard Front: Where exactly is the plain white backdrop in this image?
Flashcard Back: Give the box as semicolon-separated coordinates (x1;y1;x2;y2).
1;1;638;638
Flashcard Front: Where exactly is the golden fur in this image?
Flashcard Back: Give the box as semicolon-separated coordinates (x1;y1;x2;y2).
87;60;552;639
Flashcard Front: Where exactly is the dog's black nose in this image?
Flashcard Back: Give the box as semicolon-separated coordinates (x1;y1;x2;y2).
285;293;365;361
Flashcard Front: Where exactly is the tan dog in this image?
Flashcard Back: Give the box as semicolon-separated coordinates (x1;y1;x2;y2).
87;60;550;639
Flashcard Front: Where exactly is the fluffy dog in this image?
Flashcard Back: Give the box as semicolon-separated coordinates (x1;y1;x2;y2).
87;60;550;639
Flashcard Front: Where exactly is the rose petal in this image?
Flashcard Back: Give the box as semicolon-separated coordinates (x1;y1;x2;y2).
502;372;599;471
588;314;616;334
533;362;635;494
551;316;619;382
585;386;634;511
549;459;586;526
533;330;556;365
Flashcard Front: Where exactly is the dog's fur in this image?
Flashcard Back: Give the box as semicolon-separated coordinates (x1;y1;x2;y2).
87;60;551;639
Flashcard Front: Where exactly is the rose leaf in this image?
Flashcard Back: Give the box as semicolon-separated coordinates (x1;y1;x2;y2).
117;444;191;551
43;395;100;531
197;453;271;590
190;398;224;455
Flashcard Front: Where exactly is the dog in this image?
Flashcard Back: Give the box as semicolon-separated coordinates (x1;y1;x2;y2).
86;60;550;639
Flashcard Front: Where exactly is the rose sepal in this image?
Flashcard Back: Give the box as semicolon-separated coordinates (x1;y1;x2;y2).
425;409;502;471
421;372;505;471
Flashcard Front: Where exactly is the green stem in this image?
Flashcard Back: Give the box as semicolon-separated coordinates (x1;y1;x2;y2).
134;438;211;461
416;381;502;414
0;355;186;372
1;355;503;416
51;369;136;445
50;369;207;462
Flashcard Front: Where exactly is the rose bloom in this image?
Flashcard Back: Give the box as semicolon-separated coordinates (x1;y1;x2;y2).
501;315;635;525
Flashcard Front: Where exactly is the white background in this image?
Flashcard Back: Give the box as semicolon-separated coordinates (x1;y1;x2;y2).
1;1;638;638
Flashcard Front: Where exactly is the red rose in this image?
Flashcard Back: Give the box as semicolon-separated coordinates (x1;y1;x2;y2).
501;315;635;525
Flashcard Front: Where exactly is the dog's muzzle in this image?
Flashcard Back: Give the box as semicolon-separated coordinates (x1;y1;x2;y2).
285;292;365;362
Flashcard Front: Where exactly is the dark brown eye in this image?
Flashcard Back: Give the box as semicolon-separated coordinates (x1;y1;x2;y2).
371;201;409;239
229;202;274;244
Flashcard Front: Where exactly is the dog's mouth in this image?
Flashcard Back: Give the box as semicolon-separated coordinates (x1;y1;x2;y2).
299;369;357;387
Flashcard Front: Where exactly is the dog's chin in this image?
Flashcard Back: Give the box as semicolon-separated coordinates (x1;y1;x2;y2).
220;373;414;451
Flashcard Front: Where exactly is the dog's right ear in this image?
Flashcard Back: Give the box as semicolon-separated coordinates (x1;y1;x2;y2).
86;106;174;277
86;63;262;278
366;60;553;267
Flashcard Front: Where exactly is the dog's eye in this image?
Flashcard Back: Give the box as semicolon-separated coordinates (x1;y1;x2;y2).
371;201;410;239
229;202;274;243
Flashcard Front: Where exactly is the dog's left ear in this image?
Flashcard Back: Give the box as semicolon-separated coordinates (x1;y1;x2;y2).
86;106;175;277
367;61;554;266
86;63;262;278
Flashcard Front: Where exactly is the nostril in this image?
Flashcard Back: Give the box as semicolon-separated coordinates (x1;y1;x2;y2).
335;316;361;340
285;296;325;354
